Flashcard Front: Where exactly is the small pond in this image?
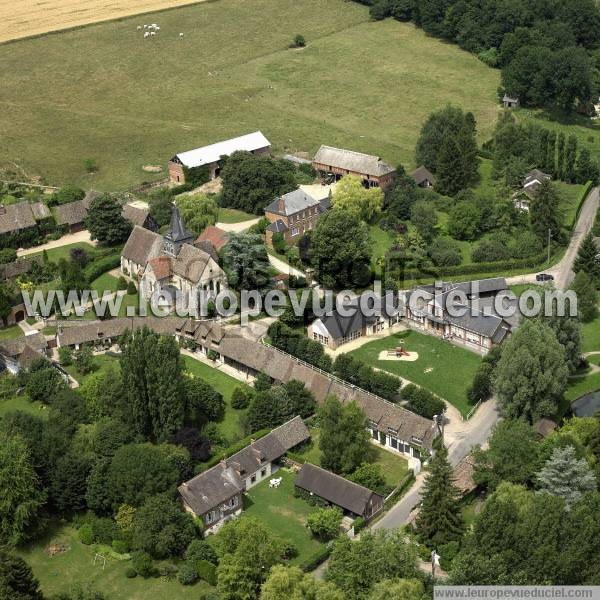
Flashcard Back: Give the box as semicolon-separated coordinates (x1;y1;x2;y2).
571;390;600;417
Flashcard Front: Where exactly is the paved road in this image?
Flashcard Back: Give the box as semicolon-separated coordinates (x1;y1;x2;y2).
17;230;95;257
215;218;260;233
267;253;306;279
506;186;599;290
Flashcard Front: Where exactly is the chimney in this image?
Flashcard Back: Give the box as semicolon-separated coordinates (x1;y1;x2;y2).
277;196;285;214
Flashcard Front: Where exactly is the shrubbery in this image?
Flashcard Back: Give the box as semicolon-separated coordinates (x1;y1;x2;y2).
333;353;400;400
401;384;445;419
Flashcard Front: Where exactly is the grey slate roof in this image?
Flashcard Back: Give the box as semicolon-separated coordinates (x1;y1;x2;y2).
165;206;194;243
0;332;48;357
0;201;50;235
266;219;288;233
122;203;150;227
524;169;550;186
313;145;395;178
295;463;382;516
264;189;320;217
121;225;163;266
410;166;435;186
178;416;310;516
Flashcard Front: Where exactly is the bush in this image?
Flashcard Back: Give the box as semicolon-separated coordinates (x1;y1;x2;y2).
439;540;460;571
185;539;218;566
83;253;121;283
131;551;155;578
78;524;94;545
353;517;366;533
117;276;128;291
307;507;343;541
280;540;298;560
126;281;137;295
472;238;511;263
271;232;287;254
0;248;17;264
125;567;137;578
58;346;73;366
112;539;129;555
196;559;217;586
429;237;462;267
298;544;332;572
207;349;219;362
178;562;199;585
401;384;445;419
290;34;306;48
230;387;251;410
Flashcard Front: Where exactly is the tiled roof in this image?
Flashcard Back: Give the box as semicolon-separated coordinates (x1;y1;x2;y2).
313;145;396;178
0;201;50;234
122;203;150;227
0;256;43;281
172;244;212;283
53;191;99;226
195;226;229;252
121;226;163;266
295;463;382;515
147;256;172;280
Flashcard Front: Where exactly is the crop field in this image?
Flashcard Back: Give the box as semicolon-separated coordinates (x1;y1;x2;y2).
0;0;500;190
0;0;209;44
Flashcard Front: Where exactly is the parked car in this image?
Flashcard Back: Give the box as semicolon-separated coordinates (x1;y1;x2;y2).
536;273;554;282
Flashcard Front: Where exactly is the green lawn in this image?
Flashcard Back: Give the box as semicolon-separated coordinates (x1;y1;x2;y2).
0;0;499;190
0;324;23;340
473;158;495;200
243;468;325;565
28;242;96;263
18;523;210;600
182;355;251;443
509;283;545;297
90;273;120;295
349;330;481;417
0;396;48;419
294;428;408;490
217;208;255;224
565;372;600;402
555;181;586;228
63;353;119;386
581;309;600;354
369;224;395;270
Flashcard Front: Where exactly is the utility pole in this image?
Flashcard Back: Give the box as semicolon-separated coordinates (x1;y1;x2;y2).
431;550;440;582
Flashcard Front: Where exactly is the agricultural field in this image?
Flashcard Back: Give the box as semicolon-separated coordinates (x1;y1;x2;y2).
0;0;500;190
0;0;209;44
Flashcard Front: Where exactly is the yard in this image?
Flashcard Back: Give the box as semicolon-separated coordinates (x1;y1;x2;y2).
294;427;409;491
349;329;481;417
63;353;120;387
243;468;326;566
581;308;600;354
182;355;251;443
217;208;255;224
17;523;209;600
0;0;499;190
28;242;96;263
0;324;23;340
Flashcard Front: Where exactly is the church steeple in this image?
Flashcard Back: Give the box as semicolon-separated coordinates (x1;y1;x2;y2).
163;205;194;257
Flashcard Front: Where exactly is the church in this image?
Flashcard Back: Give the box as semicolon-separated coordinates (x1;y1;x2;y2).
120;206;228;307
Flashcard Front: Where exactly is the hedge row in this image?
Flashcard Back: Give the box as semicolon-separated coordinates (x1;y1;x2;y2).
83;253;122;283
299;544;332;572
569;180;593;231
383;471;416;511
196;428;271;472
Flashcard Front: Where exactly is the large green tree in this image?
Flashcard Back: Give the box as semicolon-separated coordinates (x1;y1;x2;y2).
175;193;219;235
0;547;43;600
574;232;600;284
529;179;562;242
571;271;598;322
332;175;384;222
493;319;568;422
86;193;132;246
261;565;344;600
415;444;463;547
223;232;271;292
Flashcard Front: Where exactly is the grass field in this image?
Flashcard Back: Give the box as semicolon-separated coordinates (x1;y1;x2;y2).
0;396;48;419
28;242;96;263
582;309;600;354
0;0;500;190
295;428;408;489
217;208;255;224
0;324;24;340
182;355;250;442
63;353;119;386
349;329;481;417
18;523;209;600
243;469;324;566
90;273;120;295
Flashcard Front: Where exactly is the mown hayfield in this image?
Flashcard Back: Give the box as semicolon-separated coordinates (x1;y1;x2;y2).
0;0;209;44
0;0;500;190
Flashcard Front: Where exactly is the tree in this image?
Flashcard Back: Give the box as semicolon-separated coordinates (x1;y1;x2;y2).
529;179;562;242
175;193;219;235
283;379;316;418
220;151;296;214
493;319;568;422
170;426;211;462
369;578;425;600
120;328;186;442
80;364;125;421
326;530;419;599
105;443;180;508
575;148;599;184
571;271;598;322
49;450;92;513
385;173;419;220
573;232;600;284
148;188;174;227
539;307;582;375
73;345;94;375
556;132;566;179
185;377;224;426
319;397;373;475
310;211;371;289
185;538;219;565
466;362;493;404
447;201;481;240
332;175;384;222
131;494;196;558
563;135;578;182
262;565;344;600
0;248;17;264
86;193;132;246
473;420;539;491
223;232;272;291
348;463;386;494
25;365;66;404
245;385;294;433
0;547;43;600
415;444;463;546
400;384;445;420
410;201;437;242
0;433;46;545
307;507;343;541
537;445;596;509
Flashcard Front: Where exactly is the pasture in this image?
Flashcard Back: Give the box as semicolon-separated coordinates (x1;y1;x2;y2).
0;0;500;190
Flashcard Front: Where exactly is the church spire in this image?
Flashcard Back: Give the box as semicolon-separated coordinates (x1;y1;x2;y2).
163;205;194;257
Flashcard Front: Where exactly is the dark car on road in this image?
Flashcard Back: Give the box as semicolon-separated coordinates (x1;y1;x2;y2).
536;273;554;282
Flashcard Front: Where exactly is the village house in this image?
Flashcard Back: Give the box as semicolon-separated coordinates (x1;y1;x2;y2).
312;145;396;190
404;277;516;352
522;169;551;197
0;332;49;374
195;225;230;254
168;131;271;184
178;416;310;534
307;293;402;350
502;94;519;109
264;188;329;246
0;200;51;238
410;166;435;188
121;207;227;305
295;463;384;520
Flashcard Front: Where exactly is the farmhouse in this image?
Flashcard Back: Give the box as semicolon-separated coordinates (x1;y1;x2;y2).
312;145;396;190
121;206;227;304
410;166;435;188
0;332;49;374
522;169;551;197
308;293;402;349
178;416;310;534
264;188;329;246
404;278;515;352
295;463;384;520
502;94;519;108
168;131;271;184
0;200;50;236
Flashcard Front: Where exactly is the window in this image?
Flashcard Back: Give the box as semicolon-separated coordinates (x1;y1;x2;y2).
390;437;398;449
291;227;300;237
261;468;267;477
251;475;256;484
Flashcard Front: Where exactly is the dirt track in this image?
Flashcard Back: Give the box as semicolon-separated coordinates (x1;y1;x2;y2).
0;0;206;44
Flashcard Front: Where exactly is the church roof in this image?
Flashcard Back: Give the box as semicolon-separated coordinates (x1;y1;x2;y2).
165;206;194;243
